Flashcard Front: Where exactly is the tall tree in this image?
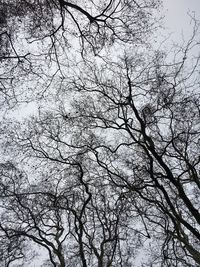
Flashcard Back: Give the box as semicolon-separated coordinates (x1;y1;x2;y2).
62;36;200;266
0;1;200;266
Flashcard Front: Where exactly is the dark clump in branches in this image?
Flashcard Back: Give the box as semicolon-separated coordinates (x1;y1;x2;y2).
1;0;160;56
0;0;160;108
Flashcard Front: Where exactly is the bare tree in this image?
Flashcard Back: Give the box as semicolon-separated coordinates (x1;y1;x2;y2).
0;0;161;110
1;1;200;266
56;30;200;266
1;0;160;55
0;123;141;266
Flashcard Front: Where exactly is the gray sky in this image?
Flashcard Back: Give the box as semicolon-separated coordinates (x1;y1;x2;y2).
163;0;200;37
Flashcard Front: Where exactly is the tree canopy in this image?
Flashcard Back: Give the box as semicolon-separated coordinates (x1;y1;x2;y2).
0;1;200;266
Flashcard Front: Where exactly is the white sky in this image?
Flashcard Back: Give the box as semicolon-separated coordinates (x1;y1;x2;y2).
163;0;200;37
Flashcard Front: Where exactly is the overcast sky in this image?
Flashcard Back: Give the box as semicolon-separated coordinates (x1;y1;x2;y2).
163;0;200;37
